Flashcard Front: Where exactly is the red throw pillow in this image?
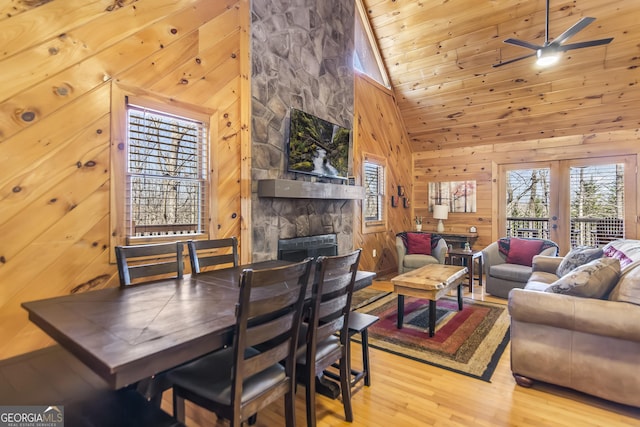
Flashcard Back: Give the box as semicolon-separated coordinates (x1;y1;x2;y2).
406;233;431;255
505;238;544;266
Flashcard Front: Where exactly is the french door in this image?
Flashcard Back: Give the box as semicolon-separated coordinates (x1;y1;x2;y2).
498;155;637;255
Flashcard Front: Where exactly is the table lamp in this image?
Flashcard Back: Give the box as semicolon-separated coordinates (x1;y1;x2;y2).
433;204;448;233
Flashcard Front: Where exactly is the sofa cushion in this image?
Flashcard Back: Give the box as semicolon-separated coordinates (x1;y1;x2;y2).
524;271;559;291
608;263;640;305
406;233;431;255
523;281;552;292
545;257;620;299
505;238;544;267
490;263;533;283
556;246;603;277
403;254;439;269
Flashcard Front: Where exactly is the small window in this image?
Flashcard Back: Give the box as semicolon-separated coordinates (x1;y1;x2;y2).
125;99;208;239
354;0;390;88
363;154;386;233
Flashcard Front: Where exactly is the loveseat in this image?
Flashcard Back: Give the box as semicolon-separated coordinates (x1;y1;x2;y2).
395;232;447;274
508;239;640;407
481;237;558;298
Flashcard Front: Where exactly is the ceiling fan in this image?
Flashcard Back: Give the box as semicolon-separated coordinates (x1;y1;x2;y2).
493;0;613;68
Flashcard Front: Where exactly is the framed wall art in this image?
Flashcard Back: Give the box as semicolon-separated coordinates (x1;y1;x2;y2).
428;181;476;213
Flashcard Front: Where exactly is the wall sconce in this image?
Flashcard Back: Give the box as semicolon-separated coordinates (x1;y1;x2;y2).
433;204;449;233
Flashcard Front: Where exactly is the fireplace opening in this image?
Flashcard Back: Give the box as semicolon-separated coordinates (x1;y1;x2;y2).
277;234;338;262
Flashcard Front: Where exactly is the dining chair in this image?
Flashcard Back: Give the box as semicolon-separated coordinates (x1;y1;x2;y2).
115;242;184;286
297;249;362;427
187;237;238;273
166;258;313;427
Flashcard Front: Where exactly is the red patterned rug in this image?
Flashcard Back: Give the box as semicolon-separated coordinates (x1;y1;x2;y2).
356;294;510;382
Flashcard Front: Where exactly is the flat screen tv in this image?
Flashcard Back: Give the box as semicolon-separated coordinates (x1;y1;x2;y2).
286;108;350;180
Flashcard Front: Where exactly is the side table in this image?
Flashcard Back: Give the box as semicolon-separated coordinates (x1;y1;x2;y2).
446;249;483;291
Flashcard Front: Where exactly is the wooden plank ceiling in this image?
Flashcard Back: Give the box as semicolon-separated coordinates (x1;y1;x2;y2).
363;0;640;151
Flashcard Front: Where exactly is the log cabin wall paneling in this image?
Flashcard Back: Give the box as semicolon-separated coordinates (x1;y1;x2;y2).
354;74;414;276
0;0;245;359
4;0;637;362
363;0;640;151
362;0;640;254
413;130;640;252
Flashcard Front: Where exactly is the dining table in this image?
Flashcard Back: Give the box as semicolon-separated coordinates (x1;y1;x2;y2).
21;260;376;393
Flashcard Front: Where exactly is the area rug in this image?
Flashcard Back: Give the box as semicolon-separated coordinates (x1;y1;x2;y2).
355;294;510;382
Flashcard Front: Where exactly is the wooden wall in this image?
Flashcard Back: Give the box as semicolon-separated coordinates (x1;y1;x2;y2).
354;73;414;276
0;0;246;359
363;0;640;152
5;0;635;362
413;129;640;252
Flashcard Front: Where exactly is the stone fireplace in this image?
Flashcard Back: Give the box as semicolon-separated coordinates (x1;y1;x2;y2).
277;233;338;262
250;0;356;262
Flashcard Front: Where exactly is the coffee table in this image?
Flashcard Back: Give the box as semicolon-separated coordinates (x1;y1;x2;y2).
391;264;468;337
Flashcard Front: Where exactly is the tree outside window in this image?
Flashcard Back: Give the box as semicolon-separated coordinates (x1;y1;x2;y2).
362;154;386;233
124;101;209;239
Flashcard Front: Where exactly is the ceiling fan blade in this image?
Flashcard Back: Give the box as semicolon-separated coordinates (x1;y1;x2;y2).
503;38;543;51
492;52;537;68
550;17;596;46
557;37;614;51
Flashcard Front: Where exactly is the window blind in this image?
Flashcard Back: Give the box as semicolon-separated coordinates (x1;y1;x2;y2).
126;103;208;237
364;161;384;221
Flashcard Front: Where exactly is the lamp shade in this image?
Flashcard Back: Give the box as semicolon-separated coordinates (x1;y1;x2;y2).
433;204;449;220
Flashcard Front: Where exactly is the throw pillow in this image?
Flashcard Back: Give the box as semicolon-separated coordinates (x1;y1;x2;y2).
603;240;640;269
505;238;544;267
545;257;620;299
608;264;640;305
406;233;431;255
556;246;604;277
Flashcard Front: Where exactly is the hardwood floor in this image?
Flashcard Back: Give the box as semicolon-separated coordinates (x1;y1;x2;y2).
161;279;640;426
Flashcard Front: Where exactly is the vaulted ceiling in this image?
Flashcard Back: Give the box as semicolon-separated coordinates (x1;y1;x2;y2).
363;0;640;152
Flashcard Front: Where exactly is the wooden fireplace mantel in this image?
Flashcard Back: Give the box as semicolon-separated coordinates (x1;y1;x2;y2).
257;179;365;200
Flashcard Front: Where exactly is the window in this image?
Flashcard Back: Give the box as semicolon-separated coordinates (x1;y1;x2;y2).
125;101;208;238
111;90;214;248
499;155;636;253
354;0;390;88
363;154;386;233
364;162;384;221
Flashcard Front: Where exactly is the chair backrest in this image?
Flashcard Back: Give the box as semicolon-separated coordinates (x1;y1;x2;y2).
396;234;448;272
306;249;362;363
115;242;184;286
231;258;313;419
187;237;238;274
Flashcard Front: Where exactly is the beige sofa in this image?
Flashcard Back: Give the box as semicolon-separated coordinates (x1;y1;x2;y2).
508;240;640;407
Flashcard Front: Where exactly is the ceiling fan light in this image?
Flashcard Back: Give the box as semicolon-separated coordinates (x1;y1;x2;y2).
536;48;559;66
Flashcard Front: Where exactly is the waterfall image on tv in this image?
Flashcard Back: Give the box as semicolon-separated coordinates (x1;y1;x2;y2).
287;108;350;180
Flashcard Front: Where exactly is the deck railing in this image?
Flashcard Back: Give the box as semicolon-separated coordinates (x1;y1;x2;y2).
506;217;624;247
